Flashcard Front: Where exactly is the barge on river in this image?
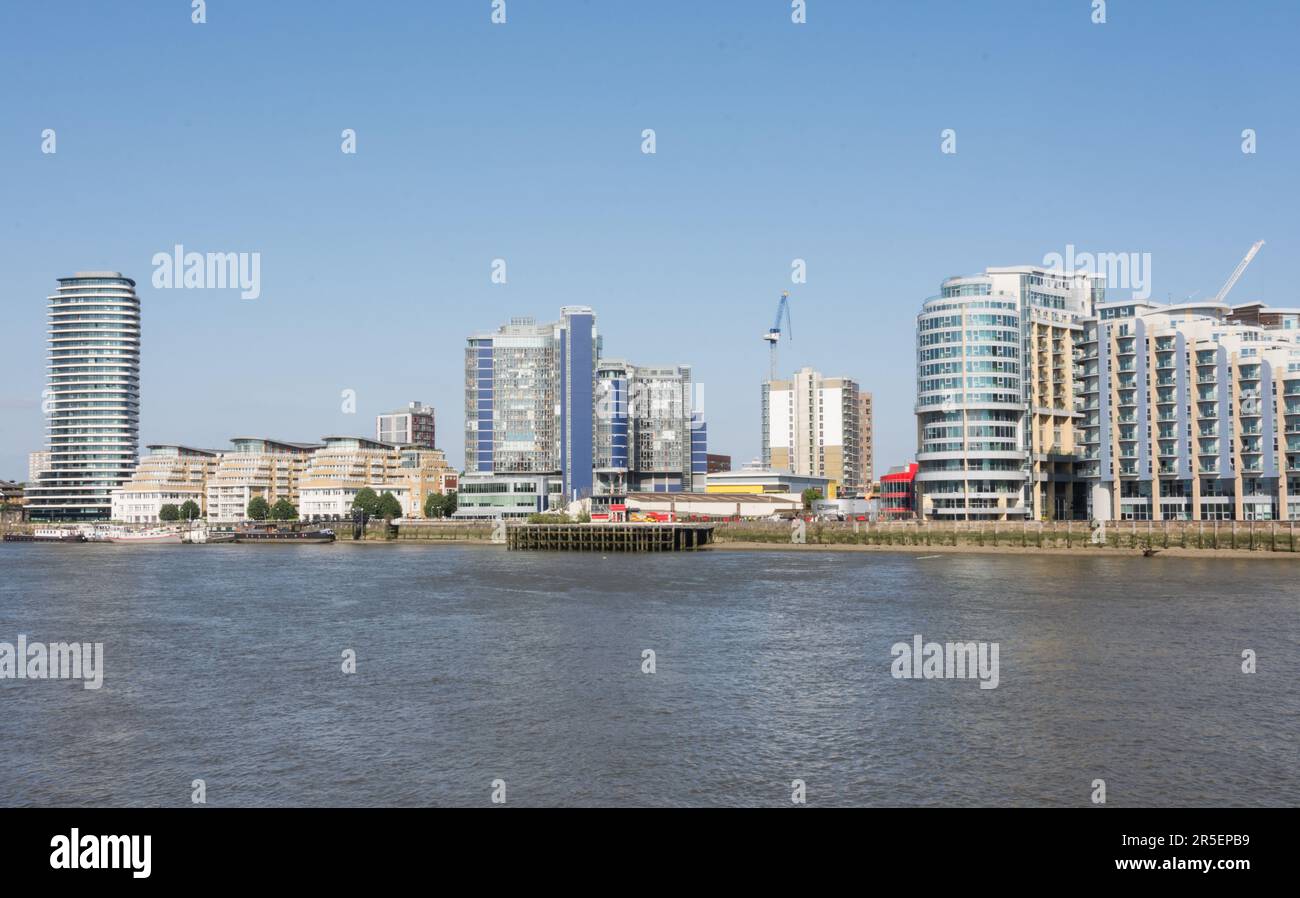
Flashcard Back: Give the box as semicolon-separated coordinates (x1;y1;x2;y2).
234;524;335;544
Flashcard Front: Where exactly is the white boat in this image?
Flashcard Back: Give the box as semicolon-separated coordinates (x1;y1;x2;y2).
182;522;235;544
106;526;183;544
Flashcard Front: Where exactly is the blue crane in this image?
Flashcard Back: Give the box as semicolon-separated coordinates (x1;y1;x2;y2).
763;291;792;381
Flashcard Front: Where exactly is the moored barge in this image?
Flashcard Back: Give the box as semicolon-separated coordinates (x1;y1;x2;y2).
3;528;87;543
234;524;335;544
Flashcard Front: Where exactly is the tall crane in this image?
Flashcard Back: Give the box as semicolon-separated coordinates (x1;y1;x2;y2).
1213;240;1265;305
763;291;792;381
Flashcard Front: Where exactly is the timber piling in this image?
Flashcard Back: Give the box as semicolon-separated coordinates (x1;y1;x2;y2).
506;523;714;552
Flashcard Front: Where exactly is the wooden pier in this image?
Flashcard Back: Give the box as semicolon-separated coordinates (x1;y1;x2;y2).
506;522;714;552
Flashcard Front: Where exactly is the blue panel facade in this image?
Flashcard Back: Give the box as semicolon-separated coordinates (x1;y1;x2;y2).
691;415;707;475
610;377;629;469
562;312;595;501
559;327;567;487
476;341;494;471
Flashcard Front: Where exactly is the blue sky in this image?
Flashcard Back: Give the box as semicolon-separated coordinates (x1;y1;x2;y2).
1;0;1297;480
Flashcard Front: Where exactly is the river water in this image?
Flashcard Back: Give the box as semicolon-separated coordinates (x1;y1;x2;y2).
0;543;1295;807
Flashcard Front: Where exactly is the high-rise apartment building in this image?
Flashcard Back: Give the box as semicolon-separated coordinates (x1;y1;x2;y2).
914;266;1102;520
762;367;862;498
595;361;702;494
27;272;141;521
1077;299;1300;521
464;307;597;503
459;307;705;518
858;392;874;489
376;402;435;449
914;261;1300;522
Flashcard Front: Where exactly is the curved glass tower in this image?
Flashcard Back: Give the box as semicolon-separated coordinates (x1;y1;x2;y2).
915;278;1027;519
915;266;1100;520
27;272;140;521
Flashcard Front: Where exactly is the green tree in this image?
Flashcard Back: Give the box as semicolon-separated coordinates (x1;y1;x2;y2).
158;503;180;522
270;498;298;521
179;500;201;521
352;487;380;518
801;488;823;510
422;491;458;519
247;496;270;521
423;492;445;519
376;491;403;520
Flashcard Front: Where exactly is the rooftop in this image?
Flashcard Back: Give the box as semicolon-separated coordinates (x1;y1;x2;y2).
146;444;221;456
229;437;323;451
319;436;397;449
61;271;136;285
625;492;795;504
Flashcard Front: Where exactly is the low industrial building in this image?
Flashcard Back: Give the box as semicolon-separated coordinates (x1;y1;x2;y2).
705;467;833;500
454;473;563;519
625;491;801;520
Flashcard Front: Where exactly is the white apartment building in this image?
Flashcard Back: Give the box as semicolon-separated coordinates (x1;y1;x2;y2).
110;444;221;522
205;438;320;523
1078;299;1300;521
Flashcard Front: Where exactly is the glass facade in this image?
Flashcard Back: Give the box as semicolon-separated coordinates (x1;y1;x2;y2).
27;273;140;521
462;309;597;502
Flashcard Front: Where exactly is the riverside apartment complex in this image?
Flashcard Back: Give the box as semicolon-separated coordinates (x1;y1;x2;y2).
915;265;1103;521
1077;300;1300;522
915;263;1300;522
105;435;457;523
458;307;706;518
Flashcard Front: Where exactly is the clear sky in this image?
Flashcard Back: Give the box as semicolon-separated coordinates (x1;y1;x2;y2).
1;0;1297;480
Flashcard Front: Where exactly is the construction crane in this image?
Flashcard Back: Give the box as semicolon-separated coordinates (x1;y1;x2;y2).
763;291;792;381
1213;240;1265;305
